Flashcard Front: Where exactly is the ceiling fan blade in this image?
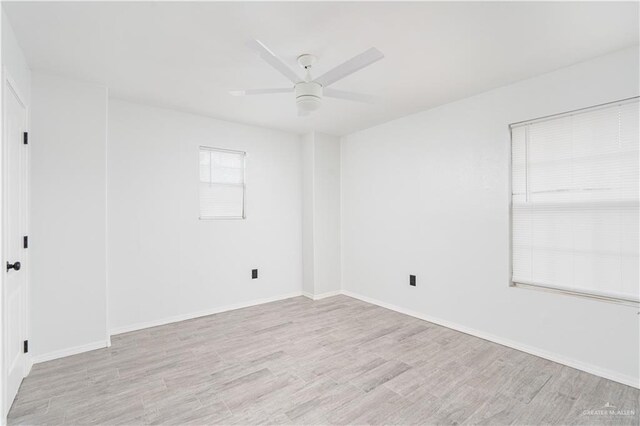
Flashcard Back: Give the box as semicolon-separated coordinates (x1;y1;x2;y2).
247;39;303;84
229;88;293;96
315;47;384;87
324;88;376;104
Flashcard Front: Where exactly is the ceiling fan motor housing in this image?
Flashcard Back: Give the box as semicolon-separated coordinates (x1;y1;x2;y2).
295;81;322;111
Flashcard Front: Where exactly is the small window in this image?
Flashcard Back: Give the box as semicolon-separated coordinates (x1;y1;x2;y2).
510;98;639;304
199;147;246;219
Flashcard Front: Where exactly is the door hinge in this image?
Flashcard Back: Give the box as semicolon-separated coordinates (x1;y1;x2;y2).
23;236;28;249
23;340;28;353
23;132;28;145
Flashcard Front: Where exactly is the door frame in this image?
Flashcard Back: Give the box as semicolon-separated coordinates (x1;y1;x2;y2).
1;67;30;420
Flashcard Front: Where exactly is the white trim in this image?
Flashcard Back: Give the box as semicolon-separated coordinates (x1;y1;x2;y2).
22;288;640;389
104;86;111;348
111;291;303;335
24;357;32;377
32;340;109;364
303;290;342;301
315;290;342;300
32;292;303;364
338;136;344;295
341;289;639;389
512;281;639;307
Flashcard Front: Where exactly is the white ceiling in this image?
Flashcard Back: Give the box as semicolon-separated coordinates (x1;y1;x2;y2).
3;1;638;136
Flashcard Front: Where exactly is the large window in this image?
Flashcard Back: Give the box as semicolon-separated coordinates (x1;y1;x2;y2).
510;98;639;304
199;146;246;219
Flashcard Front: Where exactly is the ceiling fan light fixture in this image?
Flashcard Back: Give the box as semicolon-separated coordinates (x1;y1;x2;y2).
236;40;383;116
297;96;321;112
295;81;322;112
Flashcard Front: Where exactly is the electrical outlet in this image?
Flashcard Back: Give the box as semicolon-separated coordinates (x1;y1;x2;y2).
409;275;416;286
252;269;258;279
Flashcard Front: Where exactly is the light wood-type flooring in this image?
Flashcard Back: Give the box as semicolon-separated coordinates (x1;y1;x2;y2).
8;295;639;425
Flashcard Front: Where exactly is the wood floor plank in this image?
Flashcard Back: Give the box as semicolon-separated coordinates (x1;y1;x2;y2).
7;295;638;425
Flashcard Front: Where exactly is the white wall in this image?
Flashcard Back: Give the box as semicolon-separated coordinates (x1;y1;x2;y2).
30;72;108;359
301;132;341;298
341;47;640;387
312;133;341;296
107;100;302;333
301;132;315;296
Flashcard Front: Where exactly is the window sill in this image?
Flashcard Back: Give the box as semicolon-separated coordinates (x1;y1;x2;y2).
199;216;246;220
510;281;639;308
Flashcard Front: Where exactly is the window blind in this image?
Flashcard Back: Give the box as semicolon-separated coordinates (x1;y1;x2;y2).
511;98;639;303
199;147;245;219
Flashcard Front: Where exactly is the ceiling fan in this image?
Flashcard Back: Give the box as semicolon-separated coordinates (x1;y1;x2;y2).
230;40;384;116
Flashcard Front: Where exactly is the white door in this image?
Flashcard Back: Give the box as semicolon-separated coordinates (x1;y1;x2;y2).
3;78;28;415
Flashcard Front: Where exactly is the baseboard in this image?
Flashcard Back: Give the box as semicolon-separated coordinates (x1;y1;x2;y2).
29;289;636;388
312;290;342;300
32;340;110;364
110;291;304;335
341;289;639;389
31;292;304;365
25;355;33;376
302;290;342;300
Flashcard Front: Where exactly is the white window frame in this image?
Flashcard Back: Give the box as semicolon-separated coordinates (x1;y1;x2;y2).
508;96;639;306
199;146;246;220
